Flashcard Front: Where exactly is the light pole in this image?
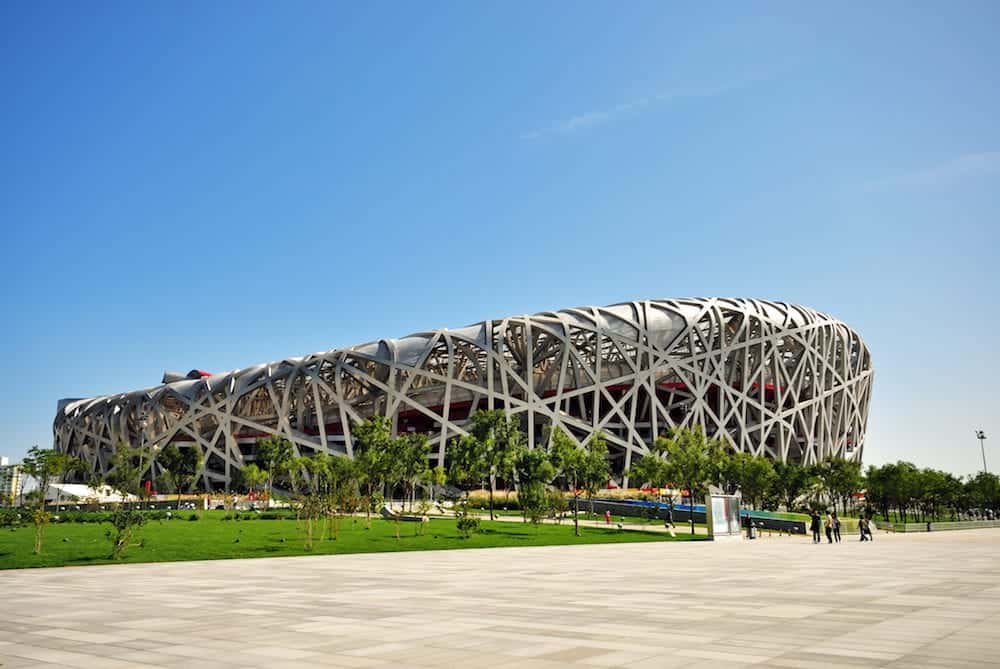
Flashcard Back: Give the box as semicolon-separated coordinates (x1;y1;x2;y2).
138;412;148;504
976;430;988;475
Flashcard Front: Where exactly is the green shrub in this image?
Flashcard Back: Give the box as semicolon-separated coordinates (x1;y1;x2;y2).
456;515;480;537
188;513;201;521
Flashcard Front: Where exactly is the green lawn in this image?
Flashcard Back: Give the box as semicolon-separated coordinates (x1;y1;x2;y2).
0;512;703;570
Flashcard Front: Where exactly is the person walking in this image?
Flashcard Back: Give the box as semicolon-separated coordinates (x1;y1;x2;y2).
859;516;868;541
810;510;821;543
864;516;875;542
832;511;841;543
663;505;676;537
825;511;834;543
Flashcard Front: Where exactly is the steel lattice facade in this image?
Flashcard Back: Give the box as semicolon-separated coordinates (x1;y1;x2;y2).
54;298;872;490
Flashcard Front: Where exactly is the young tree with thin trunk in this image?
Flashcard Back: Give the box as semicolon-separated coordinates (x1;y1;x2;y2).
771;461;814;513
550;426;585;536
515;447;556;527
158;444;203;509
255;435;294;507
103;441;151;559
352;416;393;529
581;432;610;520
659;426;719;535
20;447;65;555
468;410;524;520
399;433;431;512
448;434;485;537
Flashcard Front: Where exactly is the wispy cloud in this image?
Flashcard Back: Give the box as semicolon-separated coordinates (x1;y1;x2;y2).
867;152;1000;191
520;77;766;141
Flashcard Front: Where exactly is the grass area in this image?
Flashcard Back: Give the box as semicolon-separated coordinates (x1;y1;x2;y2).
0;511;704;570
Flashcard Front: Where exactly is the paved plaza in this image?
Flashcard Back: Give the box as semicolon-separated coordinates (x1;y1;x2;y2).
1;529;999;668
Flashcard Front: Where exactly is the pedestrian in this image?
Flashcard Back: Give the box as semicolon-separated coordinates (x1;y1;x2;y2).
663;506;674;529
832;511;841;543
825;511;834;543
859;516;868;541
809;510;821;543
604;510;611;525
865;516;875;542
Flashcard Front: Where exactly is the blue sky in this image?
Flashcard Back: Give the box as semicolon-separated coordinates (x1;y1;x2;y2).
2;2;997;474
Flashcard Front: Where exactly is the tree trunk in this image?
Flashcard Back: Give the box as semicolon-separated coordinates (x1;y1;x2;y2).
488;474;496;520
366;483;373;529
688;489;695;535
573;478;580;537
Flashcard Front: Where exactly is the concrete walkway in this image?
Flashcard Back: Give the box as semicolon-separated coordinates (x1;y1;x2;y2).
1;529;999;668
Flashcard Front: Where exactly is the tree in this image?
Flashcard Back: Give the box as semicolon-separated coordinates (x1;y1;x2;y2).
20;447;64;555
714;449;741;496
580;432;611;519
447;434;486;537
737;454;777;512
967;471;1000;516
467;410;525;520
550;427;586;536
814;457;862;515
103;441;152;559
255;435;294;506
427;465;447;503
241;464;267;499
381;436;409;539
352;416;394;529
297;453;331;550
771;461;814;512
515;447;555;526
157;444;203;509
52;453;86;511
398;433;431;512
660;426;719;535
325;455;359;540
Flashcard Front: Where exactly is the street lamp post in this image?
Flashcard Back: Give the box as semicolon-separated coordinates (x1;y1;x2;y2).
976;430;988;475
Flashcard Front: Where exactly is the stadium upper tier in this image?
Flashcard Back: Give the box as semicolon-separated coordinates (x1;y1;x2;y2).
54;298;872;489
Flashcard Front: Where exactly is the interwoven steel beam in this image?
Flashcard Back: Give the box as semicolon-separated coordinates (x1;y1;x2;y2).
53;298;873;490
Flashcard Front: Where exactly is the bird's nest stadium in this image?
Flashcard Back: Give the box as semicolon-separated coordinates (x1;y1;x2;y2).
54;298;873;490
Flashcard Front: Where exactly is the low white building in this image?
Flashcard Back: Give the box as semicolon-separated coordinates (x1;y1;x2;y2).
46;483;137;505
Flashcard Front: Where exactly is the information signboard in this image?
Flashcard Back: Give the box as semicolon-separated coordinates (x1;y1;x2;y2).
705;494;742;540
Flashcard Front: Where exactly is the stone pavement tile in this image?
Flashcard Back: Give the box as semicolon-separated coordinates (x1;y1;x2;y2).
576;649;663;667
400;647;521;667
766;651;887;668
806;645;903;661
0;654;60;669
339;641;416;657
15;635;95;651
673;646;776;664
539;646;617;662
640;655;750;669
0;643;162;669
883;654;999;668
244;645;323;660
3;529;1000;668
492;659;579;669
315;654;399;668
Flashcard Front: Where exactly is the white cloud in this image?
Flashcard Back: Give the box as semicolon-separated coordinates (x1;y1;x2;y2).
868;152;1000;190
520;77;765;141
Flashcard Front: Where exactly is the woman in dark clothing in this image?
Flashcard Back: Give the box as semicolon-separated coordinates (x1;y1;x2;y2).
810;510;821;543
825;512;834;543
832;511;842;543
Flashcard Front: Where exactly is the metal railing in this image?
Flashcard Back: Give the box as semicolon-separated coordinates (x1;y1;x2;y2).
884;520;1000;532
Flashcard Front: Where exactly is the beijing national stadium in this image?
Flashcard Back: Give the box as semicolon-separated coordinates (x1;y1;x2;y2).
53;298;873;490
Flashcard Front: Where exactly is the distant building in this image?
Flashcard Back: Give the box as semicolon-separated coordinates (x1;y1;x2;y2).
0;457;23;506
